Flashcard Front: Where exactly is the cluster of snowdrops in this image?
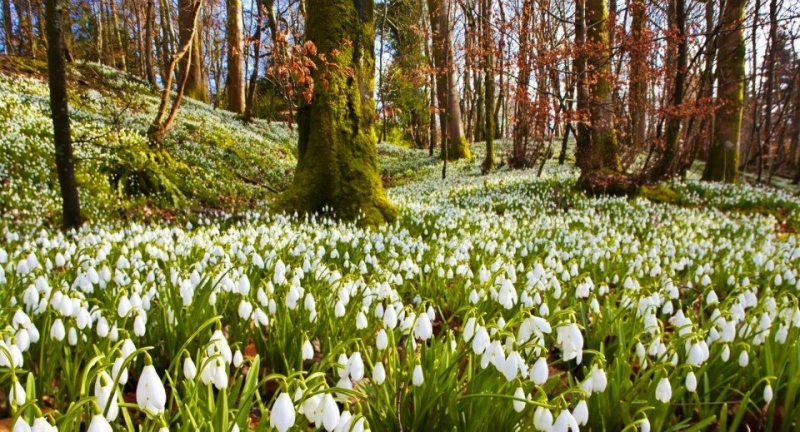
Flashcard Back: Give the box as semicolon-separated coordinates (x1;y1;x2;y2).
2;164;800;431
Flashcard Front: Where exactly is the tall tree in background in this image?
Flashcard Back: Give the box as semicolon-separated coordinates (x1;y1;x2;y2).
428;0;470;161
578;0;622;183
179;0;210;103
45;0;82;229
703;0;746;183
274;0;396;226
628;0;647;152
650;0;687;179
480;0;494;173
226;0;245;113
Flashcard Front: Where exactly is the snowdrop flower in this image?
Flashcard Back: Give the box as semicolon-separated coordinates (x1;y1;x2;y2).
412;364;424;386
463;317;477;342
556;323;584;364
65;326;81;348
94;371;119;421
414;312;433;340
640;416;651;432
533;406;554;431
373;361;386;385
721;345;731;362
531;357;549;385
87;414;112;432
238;300;253;320
302;339;314;360
50;319;65;341
355;311;368;329
376;329;388;351
570;401;589;427
655;377;672;403
13;417;31;432
471;326;490;355
685;371;697;393
512;386;527;413
31;417;57;432
133;314;146;337
739;350;749;367
320;393;340;431
764;383;773;404
269;392;295;432
183;357;197;380
348;352;364;381
136;356;166;416
9;378;25;407
233;350;244;368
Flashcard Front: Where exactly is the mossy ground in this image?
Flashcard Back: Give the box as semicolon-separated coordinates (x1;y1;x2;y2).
0;55;296;228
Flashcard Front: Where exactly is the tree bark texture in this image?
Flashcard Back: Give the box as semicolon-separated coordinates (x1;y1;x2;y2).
702;0;745;183
273;0;396;226
427;0;470;160
179;0;210;103
582;0;621;173
226;0;245;113
45;0;83;229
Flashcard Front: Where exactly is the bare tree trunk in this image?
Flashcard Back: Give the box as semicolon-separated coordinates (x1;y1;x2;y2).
226;0;245;113
790;60;800;172
759;0;778;183
144;0;157;85
108;0;127;70
650;0;686;180
45;0;82;229
481;0;494;173
511;0;532;169
158;0;174;82
244;0;265;122
3;0;14;53
428;0;470;160
628;0;647;152
574;0;590;169
148;0;204;144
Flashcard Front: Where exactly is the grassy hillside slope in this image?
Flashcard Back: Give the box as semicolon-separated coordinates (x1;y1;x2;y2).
0;56;297;228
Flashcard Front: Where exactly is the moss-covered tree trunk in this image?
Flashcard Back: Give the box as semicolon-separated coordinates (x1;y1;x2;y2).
179;0;209;103
702;0;745;183
428;0;470;161
580;0;621;174
575;0;634;195
273;0;396;226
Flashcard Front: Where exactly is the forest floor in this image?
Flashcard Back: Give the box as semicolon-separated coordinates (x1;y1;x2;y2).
3;56;800;431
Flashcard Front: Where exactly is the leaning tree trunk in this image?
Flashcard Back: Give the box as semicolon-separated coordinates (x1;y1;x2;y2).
226;0;245;113
510;0;532;169
790;61;800;172
45;0;82;230
273;0;396;226
179;0;209;103
428;0;470;161
702;0;745;183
